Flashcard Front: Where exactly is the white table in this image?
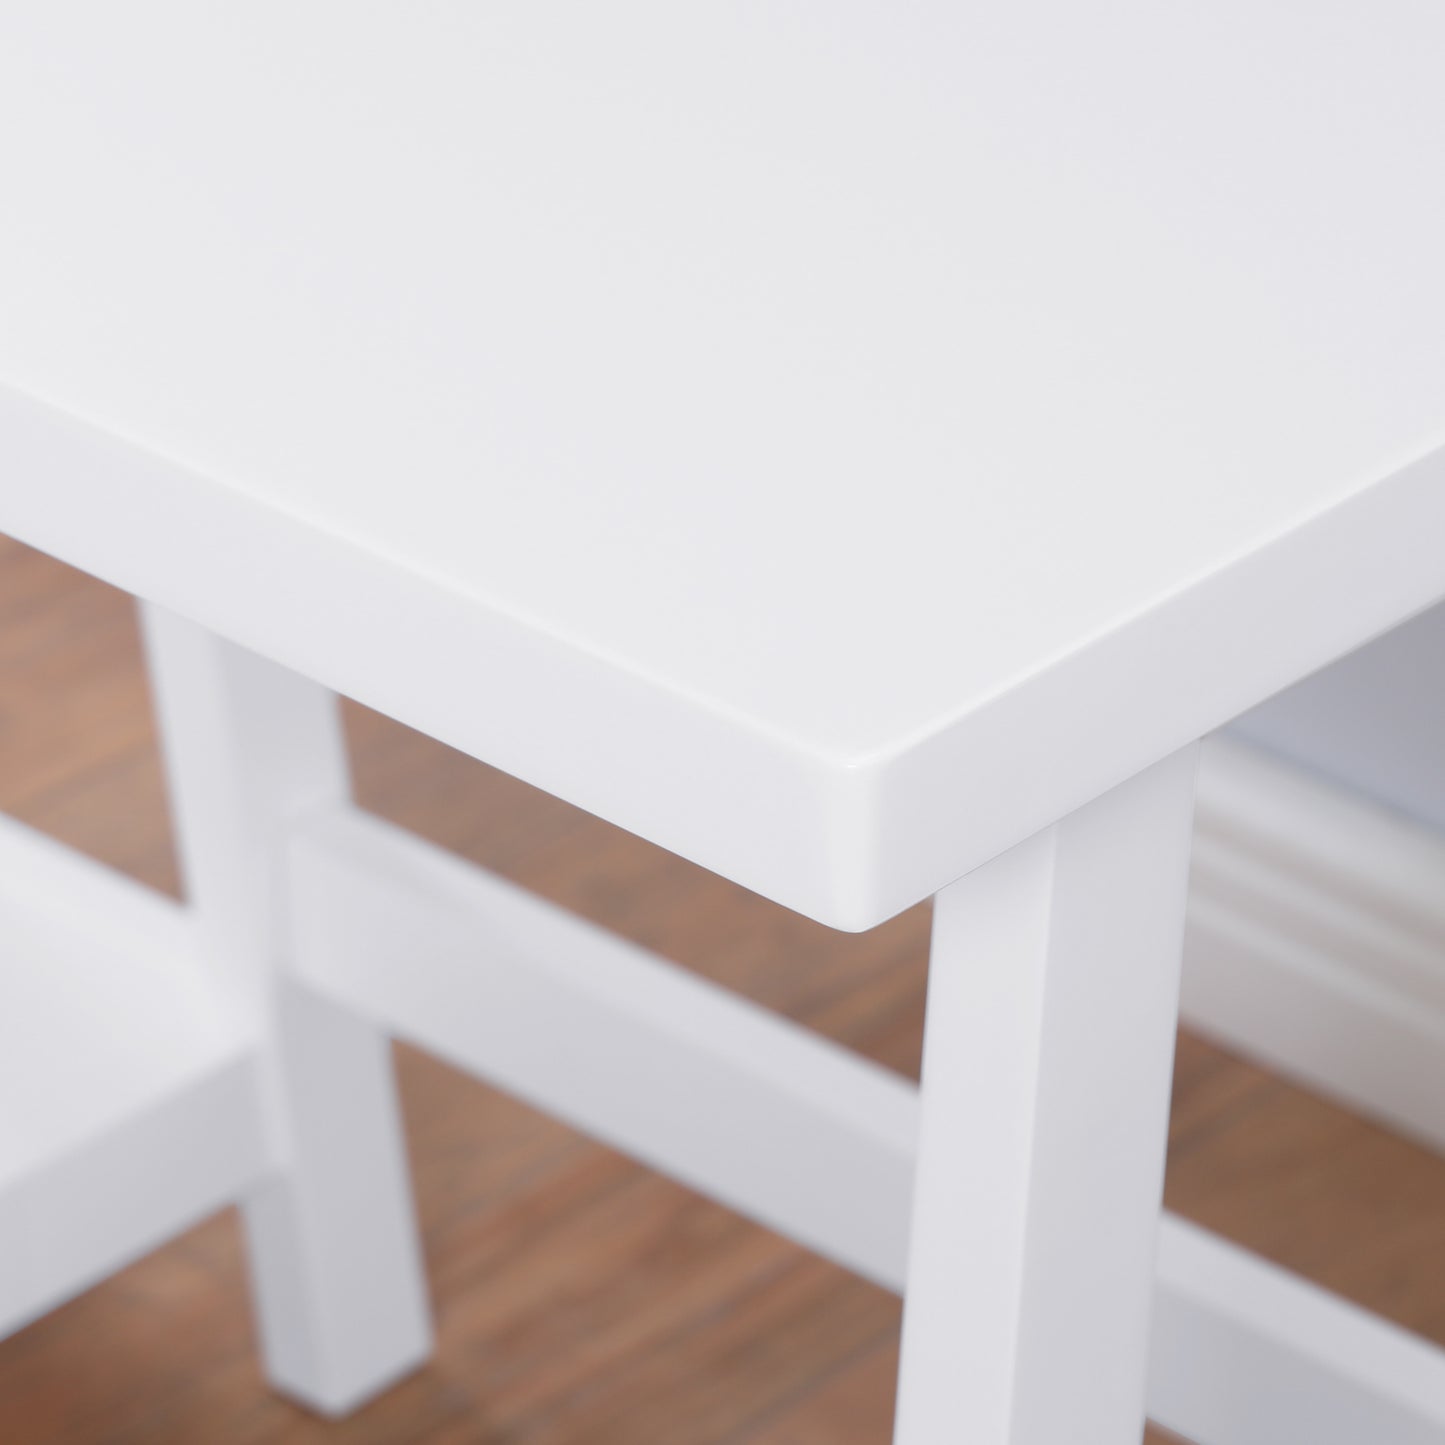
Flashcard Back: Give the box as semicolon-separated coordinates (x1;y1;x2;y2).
3;4;1444;1440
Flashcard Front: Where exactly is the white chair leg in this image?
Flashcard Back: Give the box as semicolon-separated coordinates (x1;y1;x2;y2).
140;603;432;1415
894;748;1199;1445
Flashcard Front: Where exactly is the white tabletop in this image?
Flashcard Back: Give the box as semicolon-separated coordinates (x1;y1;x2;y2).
2;3;1444;928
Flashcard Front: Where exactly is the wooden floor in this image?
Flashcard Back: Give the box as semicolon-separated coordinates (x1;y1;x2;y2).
3;537;1445;1444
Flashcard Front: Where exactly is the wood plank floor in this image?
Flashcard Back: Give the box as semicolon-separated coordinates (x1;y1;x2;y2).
3;534;1445;1443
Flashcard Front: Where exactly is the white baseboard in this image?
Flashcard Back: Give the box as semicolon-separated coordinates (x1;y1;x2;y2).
1185;736;1445;1154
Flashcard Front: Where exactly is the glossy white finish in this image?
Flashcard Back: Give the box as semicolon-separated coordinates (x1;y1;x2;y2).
4;5;1445;927
1187;736;1445;1155
0;816;268;1336
141;607;432;1415
895;750;1197;1445
289;806;918;1290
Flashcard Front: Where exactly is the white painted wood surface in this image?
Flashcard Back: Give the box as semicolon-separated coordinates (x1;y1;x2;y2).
0;816;267;1336
280;774;1445;1444
288;806;919;1291
894;751;1198;1444
4;8;1445;1426
4;5;1445;927
5;681;1444;1439
141;607;431;1415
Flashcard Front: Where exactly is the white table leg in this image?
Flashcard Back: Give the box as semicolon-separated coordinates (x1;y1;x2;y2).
140;604;432;1415
894;747;1198;1445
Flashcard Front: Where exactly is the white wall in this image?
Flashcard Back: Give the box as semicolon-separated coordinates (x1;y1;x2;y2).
1230;600;1445;834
